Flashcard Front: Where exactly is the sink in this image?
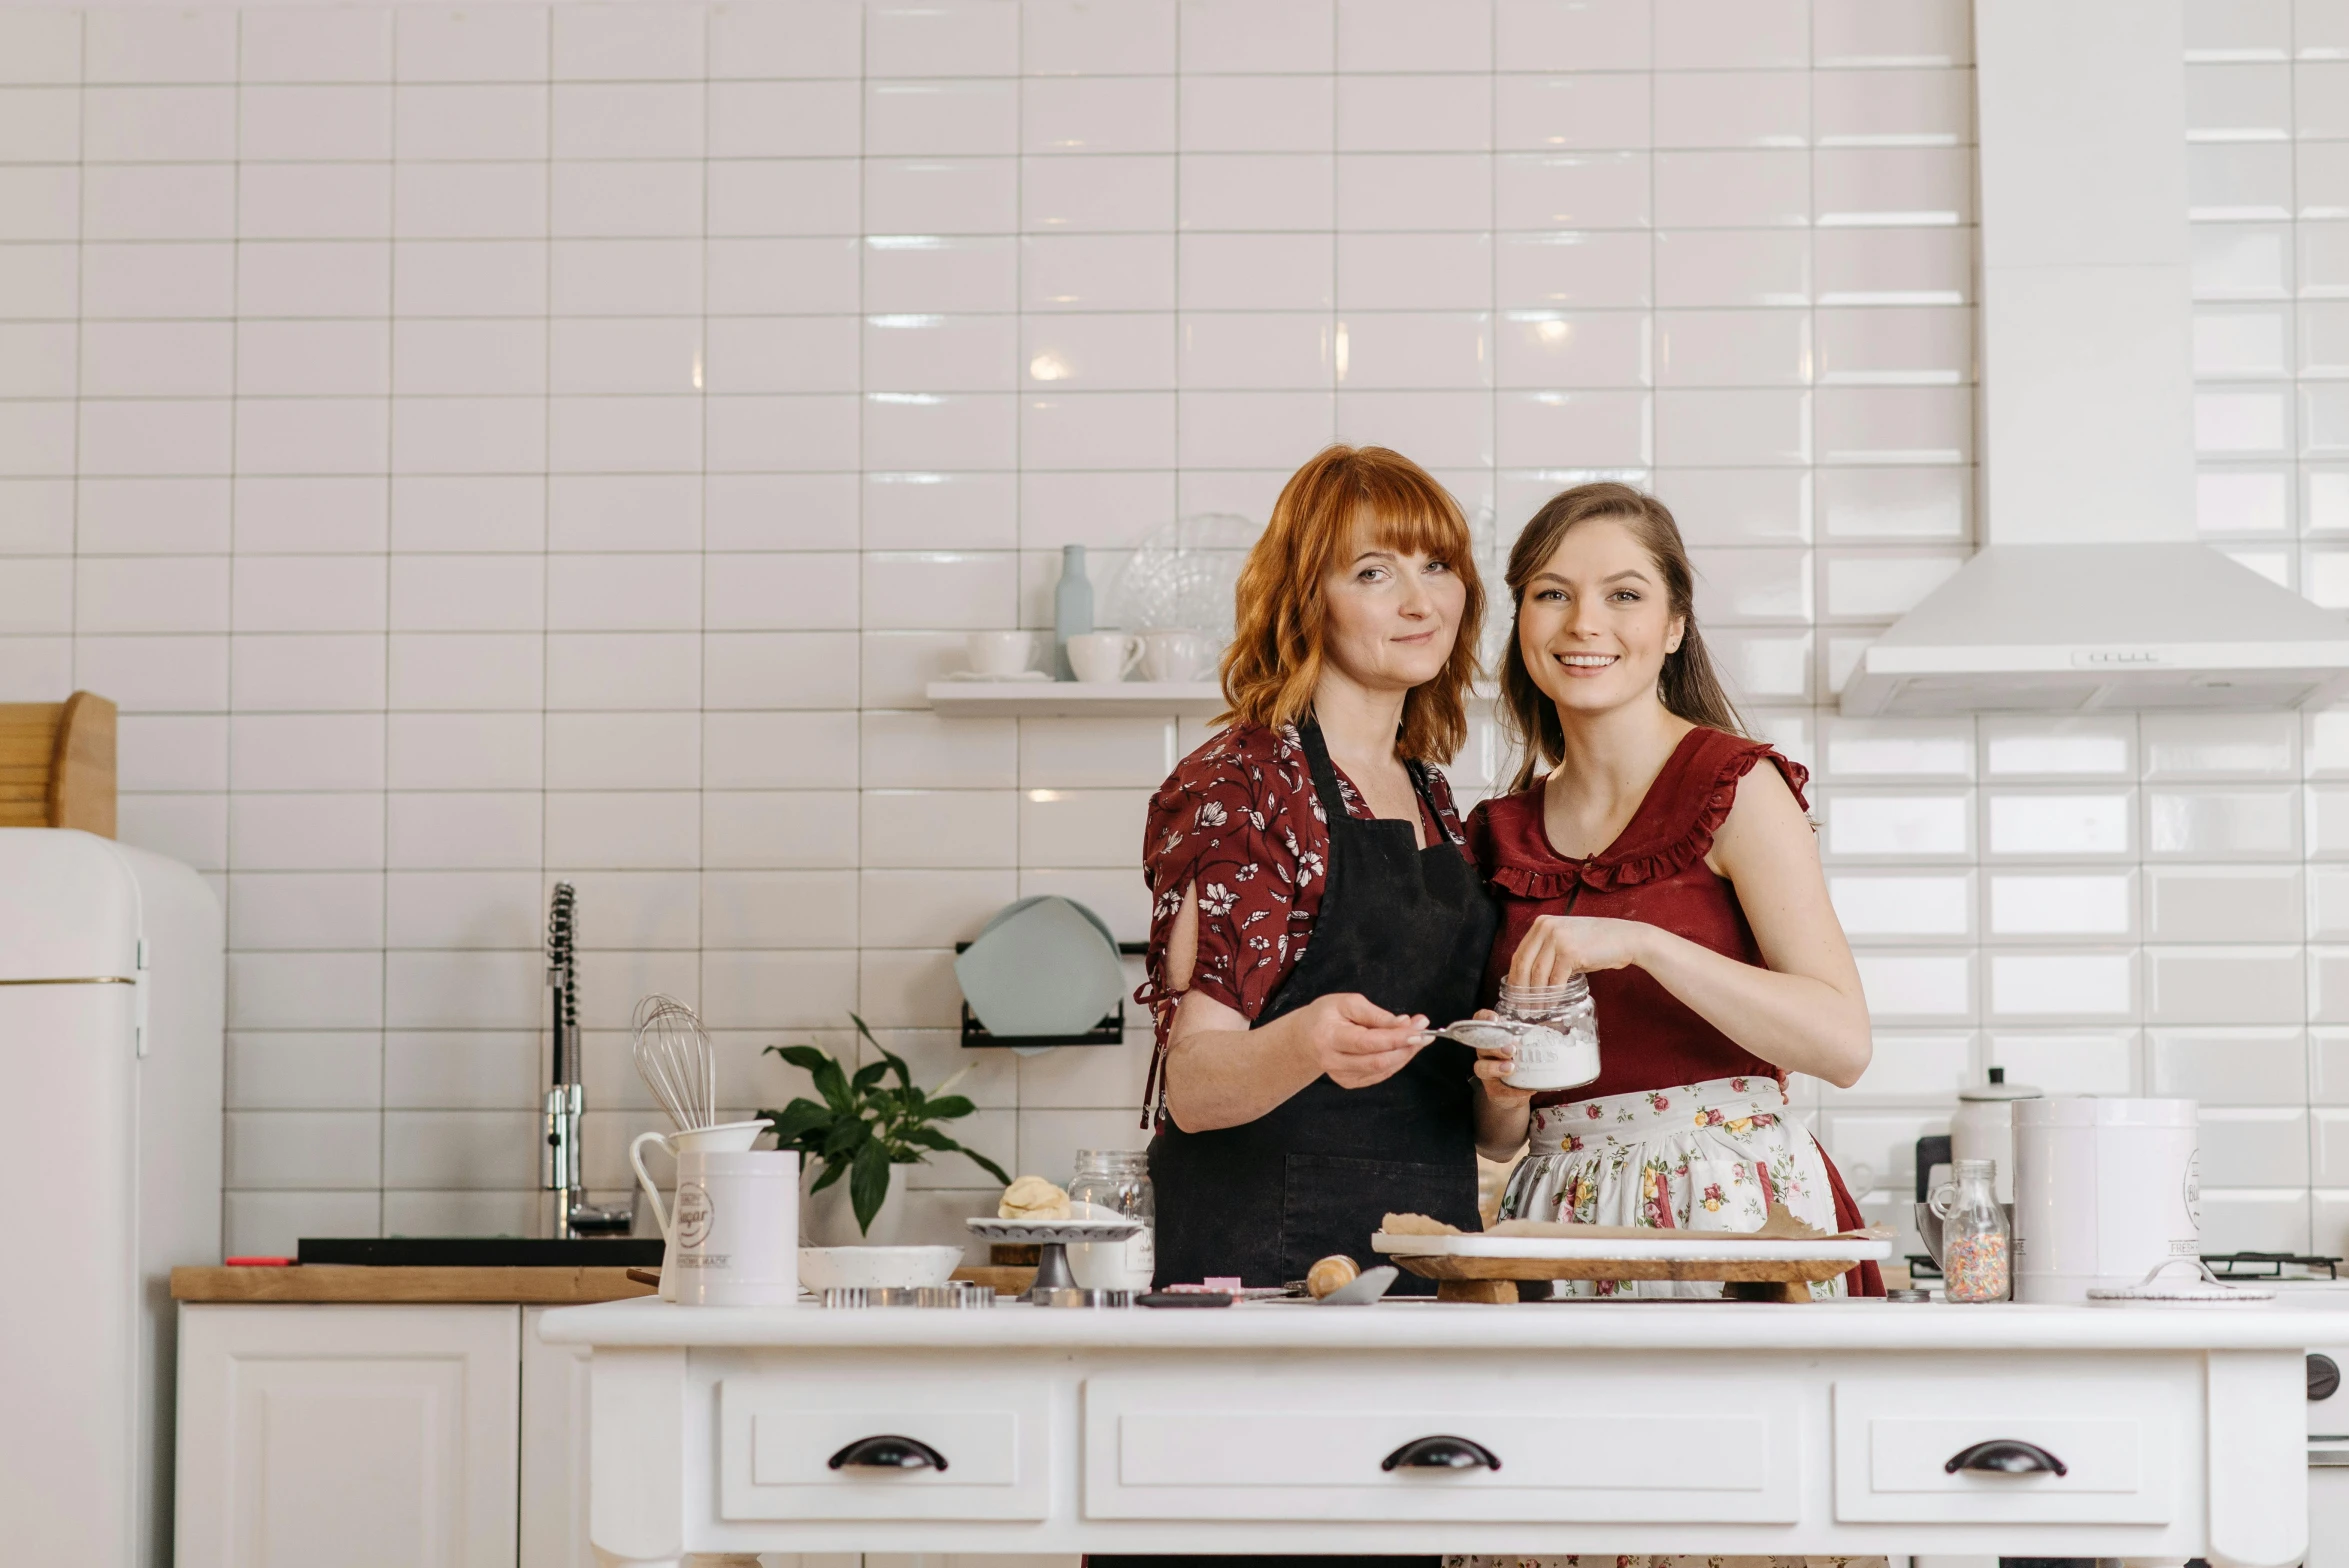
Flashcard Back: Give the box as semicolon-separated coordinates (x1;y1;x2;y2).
297;1237;666;1268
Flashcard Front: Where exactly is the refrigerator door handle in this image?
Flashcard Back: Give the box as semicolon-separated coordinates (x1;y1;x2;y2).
134;938;149;1057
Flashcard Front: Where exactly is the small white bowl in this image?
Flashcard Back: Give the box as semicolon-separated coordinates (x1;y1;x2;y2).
797;1244;964;1292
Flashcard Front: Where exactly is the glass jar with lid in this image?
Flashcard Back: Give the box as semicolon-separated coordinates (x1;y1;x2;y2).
1930;1158;2011;1303
1493;974;1601;1092
1490;976;1604;1226
1067;1148;1155;1290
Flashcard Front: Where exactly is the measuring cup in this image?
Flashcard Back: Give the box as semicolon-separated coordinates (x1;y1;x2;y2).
630;1118;771;1301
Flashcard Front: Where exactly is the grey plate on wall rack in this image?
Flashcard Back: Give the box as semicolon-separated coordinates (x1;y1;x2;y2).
956;939;1144;1048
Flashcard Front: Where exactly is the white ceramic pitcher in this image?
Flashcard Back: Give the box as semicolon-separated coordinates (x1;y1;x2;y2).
663;1148;800;1307
630;1118;771;1302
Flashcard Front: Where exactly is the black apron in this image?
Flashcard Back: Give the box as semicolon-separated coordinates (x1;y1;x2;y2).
1095;724;1497;1568
1146;719;1499;1295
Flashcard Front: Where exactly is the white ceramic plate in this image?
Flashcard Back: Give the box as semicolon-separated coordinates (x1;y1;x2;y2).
1371;1232;1891;1263
797;1245;965;1291
967;1216;1140;1245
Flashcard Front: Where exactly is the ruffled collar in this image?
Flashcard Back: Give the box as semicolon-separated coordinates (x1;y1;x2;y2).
1477;728;1794;899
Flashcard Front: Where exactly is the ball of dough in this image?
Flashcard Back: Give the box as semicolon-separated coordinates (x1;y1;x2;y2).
1306;1254;1360;1299
998;1174;1071;1221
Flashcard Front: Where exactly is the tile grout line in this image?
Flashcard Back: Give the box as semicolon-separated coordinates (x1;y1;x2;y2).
378;9;396;1224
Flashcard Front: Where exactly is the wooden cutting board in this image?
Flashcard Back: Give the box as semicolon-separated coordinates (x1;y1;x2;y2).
1389;1253;1862;1284
171;1265;656;1304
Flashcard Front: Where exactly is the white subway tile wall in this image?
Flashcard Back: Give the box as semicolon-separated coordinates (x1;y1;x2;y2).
0;0;2311;1264
2174;0;2349;1255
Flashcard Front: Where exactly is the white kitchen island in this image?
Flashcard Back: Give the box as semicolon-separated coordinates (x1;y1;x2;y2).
539;1295;2323;1567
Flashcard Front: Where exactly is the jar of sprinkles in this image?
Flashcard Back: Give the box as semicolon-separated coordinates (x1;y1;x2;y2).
1931;1158;2010;1303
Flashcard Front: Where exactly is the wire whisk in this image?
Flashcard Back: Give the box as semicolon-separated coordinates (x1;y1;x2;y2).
632;993;718;1131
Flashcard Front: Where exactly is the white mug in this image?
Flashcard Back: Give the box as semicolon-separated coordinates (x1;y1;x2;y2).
965;629;1033;678
1067;631;1141;684
630;1118;773;1303
1138;629;1213;682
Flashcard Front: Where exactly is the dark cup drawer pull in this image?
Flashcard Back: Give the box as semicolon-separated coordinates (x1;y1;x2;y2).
1381;1435;1501;1473
1944;1438;2067;1478
828;1435;948;1472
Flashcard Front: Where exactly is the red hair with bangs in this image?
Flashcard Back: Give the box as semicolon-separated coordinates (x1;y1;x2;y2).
1219;444;1485;763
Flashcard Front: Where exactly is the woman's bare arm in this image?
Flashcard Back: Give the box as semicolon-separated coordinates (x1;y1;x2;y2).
1470;1044;1534;1159
1157;883;1480;1133
1502;764;1872;1087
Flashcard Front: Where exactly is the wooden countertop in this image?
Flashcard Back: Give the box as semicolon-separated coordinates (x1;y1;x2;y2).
175;1262;1035;1305
171;1265;657;1304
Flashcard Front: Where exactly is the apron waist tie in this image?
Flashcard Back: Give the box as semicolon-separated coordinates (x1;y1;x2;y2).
1528;1075;1789;1155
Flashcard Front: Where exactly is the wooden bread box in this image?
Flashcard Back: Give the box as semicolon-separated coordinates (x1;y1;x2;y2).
0;691;116;836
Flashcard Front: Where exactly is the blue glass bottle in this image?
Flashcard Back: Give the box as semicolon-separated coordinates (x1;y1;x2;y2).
1052;543;1093;681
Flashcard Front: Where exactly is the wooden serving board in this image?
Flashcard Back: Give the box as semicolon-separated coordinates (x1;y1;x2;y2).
171;1265;657;1304
1389;1253;1860;1284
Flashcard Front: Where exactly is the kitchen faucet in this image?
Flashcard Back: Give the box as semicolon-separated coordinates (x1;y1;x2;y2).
543;883;633;1240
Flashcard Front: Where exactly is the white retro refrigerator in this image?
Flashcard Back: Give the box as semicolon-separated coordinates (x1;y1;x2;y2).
0;829;223;1567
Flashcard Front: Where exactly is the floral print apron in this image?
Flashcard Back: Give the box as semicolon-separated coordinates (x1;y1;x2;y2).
1495;1074;1847;1301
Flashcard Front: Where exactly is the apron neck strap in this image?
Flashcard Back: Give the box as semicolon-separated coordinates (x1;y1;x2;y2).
1294;717;1435;829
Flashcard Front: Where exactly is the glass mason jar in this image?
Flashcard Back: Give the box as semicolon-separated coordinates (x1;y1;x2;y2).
1067;1148;1155;1291
1931;1158;2011;1303
1492;976;1604;1225
1493;974;1602;1093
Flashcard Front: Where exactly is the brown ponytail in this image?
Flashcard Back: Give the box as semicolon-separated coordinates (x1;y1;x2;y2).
1498;482;1746;792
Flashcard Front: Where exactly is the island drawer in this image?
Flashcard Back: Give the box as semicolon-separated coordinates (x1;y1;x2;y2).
717;1372;1050;1522
1084;1370;1803;1522
1832;1373;2186;1525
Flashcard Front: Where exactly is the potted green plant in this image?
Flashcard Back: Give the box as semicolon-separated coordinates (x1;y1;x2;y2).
757;1014;1011;1238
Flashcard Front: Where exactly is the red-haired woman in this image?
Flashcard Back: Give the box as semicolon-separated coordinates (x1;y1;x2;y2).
1134;445;1521;1298
1465;482;1881;1300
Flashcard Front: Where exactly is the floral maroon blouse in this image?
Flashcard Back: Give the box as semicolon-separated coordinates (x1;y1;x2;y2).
1136;721;1471;1043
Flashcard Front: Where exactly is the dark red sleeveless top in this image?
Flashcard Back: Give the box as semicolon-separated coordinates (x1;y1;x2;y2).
1466;726;1884;1296
1464;726;1805;1107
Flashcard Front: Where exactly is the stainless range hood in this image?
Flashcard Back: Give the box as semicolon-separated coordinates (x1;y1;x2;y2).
1837;0;2349;717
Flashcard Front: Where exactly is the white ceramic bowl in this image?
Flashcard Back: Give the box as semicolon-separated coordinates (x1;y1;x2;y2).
797;1244;965;1291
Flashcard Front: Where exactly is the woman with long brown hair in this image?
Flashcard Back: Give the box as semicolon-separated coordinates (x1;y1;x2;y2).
1464;481;1881;1300
1132;444;1521;1313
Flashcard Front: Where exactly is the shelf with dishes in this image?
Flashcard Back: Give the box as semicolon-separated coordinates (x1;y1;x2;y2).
926;679;1224;717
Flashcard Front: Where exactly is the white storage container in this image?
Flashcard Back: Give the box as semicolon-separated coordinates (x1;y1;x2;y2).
2012;1097;2198;1305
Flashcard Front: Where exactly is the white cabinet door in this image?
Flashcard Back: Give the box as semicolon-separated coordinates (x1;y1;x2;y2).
520;1307;594;1568
175;1304;521;1568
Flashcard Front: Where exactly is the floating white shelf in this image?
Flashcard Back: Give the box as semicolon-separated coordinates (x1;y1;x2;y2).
924;680;1225;717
